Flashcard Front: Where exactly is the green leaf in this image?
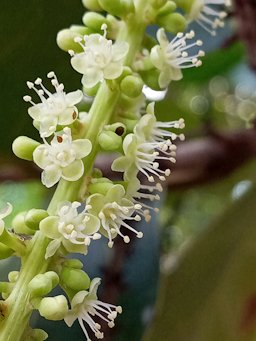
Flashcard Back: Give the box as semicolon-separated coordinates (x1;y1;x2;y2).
143;185;256;341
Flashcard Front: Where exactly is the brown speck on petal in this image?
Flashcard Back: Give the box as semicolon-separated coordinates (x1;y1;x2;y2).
57;136;63;143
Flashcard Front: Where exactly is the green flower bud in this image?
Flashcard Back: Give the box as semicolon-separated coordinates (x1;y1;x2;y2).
140;69;162;91
60;268;90;291
98;0;135;17
28;272;59;297
88;181;114;195
12;212;34;235
0;243;14;260
82;12;110;32
27;328;48;341
25;209;49;231
157;12;187;33
62;259;83;270
57;29;84;53
12;136;40;161
98;131;123;151
151;0;168;9
120;75;144;98
8;271;19;283
105;122;126;136
82;0;102;11
157;0;176;16
38;295;68;321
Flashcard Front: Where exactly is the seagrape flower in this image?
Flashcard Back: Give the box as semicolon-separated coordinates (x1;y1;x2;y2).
188;0;231;35
33;127;92;188
23;72;83;137
150;29;204;88
69;24;129;88
87;184;143;248
112;103;184;183
40;201;101;258
64;278;122;340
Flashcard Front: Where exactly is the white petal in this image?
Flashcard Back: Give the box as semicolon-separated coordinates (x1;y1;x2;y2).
103;62;123;80
42;165;62;188
72;139;92;159
81;68;103;88
62;160;84;181
112;41;129;61
71;54;90;74
58;107;76;126
33;145;50;169
65;90;83;106
28;104;45;120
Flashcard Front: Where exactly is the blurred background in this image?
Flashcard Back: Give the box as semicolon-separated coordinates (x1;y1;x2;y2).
1;1;256;340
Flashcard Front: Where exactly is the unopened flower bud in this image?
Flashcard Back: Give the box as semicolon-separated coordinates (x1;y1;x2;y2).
157;0;177;16
38;295;68;321
83;82;100;97
99;0;135;17
98;131;123;151
151;0;168;9
140;69;162;91
120;75;144;98
28;272;59;297
60;268;90;291
88;181;114;195
82;0;102;11
12;136;40;161
82;12;110;31
25;209;49;231
57;29;84;53
62;259;83;270
105;122;126;136
157;12;187;33
12;212;34;235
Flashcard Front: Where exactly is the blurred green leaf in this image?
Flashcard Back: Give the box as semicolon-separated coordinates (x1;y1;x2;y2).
0;0;83;154
143;184;256;341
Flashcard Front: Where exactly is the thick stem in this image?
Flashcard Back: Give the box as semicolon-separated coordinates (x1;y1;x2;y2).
0;1;148;339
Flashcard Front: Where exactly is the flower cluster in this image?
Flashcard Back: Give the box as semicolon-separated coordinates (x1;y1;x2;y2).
64;278;122;340
69;24;129;88
188;0;231;35
6;1;231;340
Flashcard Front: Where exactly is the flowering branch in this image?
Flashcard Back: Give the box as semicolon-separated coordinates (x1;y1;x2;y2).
0;0;230;340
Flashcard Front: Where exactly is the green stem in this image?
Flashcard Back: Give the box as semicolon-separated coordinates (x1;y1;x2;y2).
0;1;147;340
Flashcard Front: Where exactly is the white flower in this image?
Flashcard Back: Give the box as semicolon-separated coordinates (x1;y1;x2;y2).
40;201;101;258
188;0;231;35
112;103;185;183
87;185;143;248
69;25;129;88
23;72;83;137
150;29;204;88
64;278;122;340
33;127;92;188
